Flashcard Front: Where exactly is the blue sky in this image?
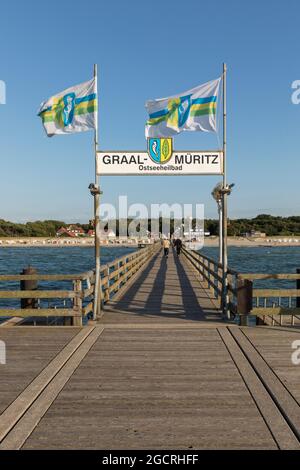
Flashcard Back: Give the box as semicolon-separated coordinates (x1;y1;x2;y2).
0;0;299;222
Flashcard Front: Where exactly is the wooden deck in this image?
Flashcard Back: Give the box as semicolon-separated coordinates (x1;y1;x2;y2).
102;248;222;324
1;248;300;450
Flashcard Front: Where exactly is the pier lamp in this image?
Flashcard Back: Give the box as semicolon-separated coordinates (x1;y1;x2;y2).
88;183;102;196
88;183;103;320
212;183;223;264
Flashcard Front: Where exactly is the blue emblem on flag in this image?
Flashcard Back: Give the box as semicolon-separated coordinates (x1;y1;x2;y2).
63;92;76;126
178;95;191;128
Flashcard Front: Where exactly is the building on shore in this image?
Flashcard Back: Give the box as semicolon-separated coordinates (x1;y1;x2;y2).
56;225;85;237
242;230;266;238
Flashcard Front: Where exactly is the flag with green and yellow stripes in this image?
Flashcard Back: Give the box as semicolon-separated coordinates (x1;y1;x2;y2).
38;78;97;136
145;77;221;138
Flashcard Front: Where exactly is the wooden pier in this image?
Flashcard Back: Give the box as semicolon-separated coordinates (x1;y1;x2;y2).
1;246;300;449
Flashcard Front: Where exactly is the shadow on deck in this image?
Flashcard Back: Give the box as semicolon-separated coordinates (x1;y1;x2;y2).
102;248;222;324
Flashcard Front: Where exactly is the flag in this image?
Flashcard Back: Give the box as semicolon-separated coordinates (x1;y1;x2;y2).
145;77;221;138
38;78;97;136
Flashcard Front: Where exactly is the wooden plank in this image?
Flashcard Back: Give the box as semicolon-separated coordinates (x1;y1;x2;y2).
106;246;154;271
103;248;220;323
0;326;104;450
83;301;93;316
0;271;94;282
102;250;161;308
0;326;94;443
108;255;149;281
238;273;300;280
241;328;300;406
108;256;151;294
187;256;222;282
82;287;94;298
229;327;300;442
100;275;108;287
218;327;300;449
258;325;300;334
72;280;83;327
0;317;25;327
0;309;80;317
20;327;278;450
252;289;300;297
101;245;158;302
182;252;223;301
182;247;222;270
0;290;76;299
0;327;81;413
252;307;300;316
103;323;231;329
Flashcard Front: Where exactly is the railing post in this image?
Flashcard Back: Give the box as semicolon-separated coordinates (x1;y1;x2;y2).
197;255;202;281
204;259;209;288
72;279;83;327
118;260;122;286
20;266;38;309
209;261;215;297
116;260;121;291
297;269;300;308
237;278;253;326
199;255;204;281
104;266;110;302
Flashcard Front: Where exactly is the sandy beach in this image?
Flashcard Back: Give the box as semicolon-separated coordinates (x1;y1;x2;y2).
0;237;138;248
0;236;299;248
204;236;300;247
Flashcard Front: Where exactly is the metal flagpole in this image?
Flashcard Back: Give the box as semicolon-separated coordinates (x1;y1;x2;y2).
218;200;223;265
92;63;101;320
221;62;229;319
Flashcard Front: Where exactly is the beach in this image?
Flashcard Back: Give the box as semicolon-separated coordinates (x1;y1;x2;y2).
0;236;299;248
0;237;139;247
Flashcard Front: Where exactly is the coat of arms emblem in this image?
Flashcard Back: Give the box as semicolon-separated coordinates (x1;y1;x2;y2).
148;138;173;164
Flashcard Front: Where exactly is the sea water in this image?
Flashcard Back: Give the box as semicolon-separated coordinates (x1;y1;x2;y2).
0;245;299;311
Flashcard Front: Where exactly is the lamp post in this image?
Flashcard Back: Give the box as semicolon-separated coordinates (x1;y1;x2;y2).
212;182;235;318
211;183;223;264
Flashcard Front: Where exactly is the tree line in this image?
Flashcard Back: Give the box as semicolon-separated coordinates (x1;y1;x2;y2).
204;215;300;236
0;215;299;237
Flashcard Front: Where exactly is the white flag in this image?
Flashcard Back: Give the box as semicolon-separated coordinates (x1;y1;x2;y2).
145;77;221;138
38;78;97;137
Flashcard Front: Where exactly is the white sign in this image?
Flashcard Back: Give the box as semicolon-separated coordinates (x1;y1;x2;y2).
97;151;223;175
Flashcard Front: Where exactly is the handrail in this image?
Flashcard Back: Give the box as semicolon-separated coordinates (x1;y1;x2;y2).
181;246;223;308
181;245;300;326
229;273;300;324
0;243;159;326
100;243;159;302
182;247;224;270
237;273;300;280
0;270;95;282
2;241;298;328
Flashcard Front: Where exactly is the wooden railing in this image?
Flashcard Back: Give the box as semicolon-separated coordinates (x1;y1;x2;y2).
182;245;300;326
99;243;159;304
228;271;300;326
181;246;223;308
0;244;158;326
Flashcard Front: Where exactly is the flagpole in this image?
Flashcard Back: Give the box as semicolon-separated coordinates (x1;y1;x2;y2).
93;63;101;320
221;62;229;319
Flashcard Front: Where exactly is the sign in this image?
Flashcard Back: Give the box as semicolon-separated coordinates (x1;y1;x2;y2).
97;143;223;176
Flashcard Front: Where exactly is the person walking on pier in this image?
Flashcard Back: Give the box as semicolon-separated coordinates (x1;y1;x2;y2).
174;238;182;256
162;238;170;258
